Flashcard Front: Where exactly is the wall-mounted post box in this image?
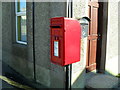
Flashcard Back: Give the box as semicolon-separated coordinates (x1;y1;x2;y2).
50;17;81;66
79;17;90;38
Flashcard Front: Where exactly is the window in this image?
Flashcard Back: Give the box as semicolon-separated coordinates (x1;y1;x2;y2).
15;0;27;44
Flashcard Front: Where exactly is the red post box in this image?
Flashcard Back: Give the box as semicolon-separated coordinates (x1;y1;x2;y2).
50;17;81;66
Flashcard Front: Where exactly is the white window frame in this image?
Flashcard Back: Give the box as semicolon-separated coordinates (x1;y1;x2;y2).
15;0;27;45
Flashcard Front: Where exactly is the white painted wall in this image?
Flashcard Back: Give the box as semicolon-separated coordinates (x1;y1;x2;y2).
105;2;119;75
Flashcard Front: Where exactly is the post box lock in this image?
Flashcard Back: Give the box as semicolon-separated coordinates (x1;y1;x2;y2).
50;17;81;66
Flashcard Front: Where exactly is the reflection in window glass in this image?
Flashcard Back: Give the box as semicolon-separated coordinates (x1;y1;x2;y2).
21;16;26;42
17;0;26;12
17;16;26;42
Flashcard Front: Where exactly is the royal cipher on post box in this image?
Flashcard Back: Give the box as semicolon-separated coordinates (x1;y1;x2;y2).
50;17;81;66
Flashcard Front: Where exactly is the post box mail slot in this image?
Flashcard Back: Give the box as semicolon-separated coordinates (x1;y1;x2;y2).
50;17;81;66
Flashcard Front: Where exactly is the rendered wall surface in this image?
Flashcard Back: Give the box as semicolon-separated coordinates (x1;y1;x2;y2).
0;1;2;90
49;2;67;88
0;2;2;61
105;2;119;75
2;2;12;65
72;0;88;88
1;1;88;88
118;2;120;73
2;2;34;80
34;2;66;88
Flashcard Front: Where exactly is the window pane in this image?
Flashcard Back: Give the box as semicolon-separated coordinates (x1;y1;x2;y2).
17;0;26;12
17;16;27;42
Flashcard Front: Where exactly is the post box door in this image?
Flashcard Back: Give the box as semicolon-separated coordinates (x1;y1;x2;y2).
51;35;64;65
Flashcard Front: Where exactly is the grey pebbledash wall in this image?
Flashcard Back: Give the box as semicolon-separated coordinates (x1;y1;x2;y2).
34;2;67;88
0;2;1;55
2;2;34;80
2;1;88;88
2;2;67;88
2;2;13;70
0;3;2;88
34;1;88;88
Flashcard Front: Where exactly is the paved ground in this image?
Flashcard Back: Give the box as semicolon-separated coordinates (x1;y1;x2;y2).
1;60;120;89
2;80;20;89
0;61;46;89
0;61;19;89
0;75;35;90
86;72;120;89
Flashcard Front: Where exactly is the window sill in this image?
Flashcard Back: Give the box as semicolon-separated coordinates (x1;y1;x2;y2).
12;42;27;48
16;41;27;45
